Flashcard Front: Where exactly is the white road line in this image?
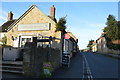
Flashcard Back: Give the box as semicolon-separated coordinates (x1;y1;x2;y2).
82;53;93;80
82;58;84;80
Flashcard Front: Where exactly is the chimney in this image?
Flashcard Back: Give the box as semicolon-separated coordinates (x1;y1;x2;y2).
8;11;13;21
50;5;55;18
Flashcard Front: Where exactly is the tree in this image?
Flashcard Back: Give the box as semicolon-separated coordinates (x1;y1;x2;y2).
103;15;119;40
118;21;120;39
103;14;120;50
56;16;67;32
87;40;94;51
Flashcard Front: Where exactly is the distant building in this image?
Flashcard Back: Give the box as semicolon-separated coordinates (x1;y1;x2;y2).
96;32;120;54
81;48;89;52
112;40;120;44
96;33;108;53
91;41;97;52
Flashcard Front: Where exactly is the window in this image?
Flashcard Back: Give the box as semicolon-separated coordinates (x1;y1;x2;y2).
20;36;32;48
103;38;106;42
21;38;31;48
37;42;43;47
64;39;69;52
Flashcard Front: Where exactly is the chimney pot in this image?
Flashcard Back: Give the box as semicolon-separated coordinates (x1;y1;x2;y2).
50;5;55;18
8;11;13;21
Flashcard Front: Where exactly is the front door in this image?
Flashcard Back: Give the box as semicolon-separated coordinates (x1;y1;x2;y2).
20;36;32;48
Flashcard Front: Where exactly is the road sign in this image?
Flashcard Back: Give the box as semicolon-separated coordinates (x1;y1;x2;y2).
64;34;70;39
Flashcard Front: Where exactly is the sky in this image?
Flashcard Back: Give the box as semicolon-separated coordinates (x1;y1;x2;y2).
0;2;118;49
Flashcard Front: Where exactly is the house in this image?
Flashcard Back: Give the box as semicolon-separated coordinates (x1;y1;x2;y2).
112;40;120;44
81;48;89;52
96;32;120;54
63;32;78;57
0;4;78;64
96;32;111;53
0;5;62;49
0;5;64;63
91;41;97;52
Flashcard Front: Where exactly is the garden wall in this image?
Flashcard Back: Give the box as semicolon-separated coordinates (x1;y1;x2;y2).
23;42;61;77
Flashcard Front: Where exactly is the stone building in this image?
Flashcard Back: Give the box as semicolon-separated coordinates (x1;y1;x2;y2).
63;32;78;57
96;32;120;54
96;34;108;53
0;5;62;49
0;5;63;64
91;41;97;52
0;4;78;62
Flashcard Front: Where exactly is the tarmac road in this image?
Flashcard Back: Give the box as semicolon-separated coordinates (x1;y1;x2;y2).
53;53;83;78
1;52;120;80
53;52;120;80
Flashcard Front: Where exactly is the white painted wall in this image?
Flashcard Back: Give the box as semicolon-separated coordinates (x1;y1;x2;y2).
3;47;21;61
0;33;5;45
0;33;4;38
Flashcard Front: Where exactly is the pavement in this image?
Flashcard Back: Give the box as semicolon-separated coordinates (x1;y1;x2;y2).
96;52;120;59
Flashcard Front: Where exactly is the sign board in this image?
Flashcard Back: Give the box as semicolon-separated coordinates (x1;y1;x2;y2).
64;34;70;39
18;23;50;31
44;69;51;75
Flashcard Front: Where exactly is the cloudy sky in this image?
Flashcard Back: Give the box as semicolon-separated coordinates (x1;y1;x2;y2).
0;2;118;49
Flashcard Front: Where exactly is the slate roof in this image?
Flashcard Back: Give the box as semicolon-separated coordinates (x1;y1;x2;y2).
0;19;16;32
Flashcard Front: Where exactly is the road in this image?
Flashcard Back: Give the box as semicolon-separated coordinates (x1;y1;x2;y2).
1;52;120;80
53;53;83;78
53;52;120;80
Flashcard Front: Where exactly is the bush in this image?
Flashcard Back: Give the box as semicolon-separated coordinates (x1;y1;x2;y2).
1;36;7;45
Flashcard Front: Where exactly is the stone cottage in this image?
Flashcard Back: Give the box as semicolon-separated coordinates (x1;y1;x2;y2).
91;41;97;52
0;5;62;49
96;32;120;54
0;4;78;62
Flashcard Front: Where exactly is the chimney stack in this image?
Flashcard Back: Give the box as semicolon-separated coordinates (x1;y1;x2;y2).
50;5;55;18
8;11;13;21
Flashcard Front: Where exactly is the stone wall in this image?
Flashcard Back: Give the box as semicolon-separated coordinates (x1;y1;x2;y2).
97;37;120;54
23;42;60;77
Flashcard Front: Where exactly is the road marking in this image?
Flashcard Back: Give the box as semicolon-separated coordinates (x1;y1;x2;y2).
82;59;84;80
82;53;93;80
